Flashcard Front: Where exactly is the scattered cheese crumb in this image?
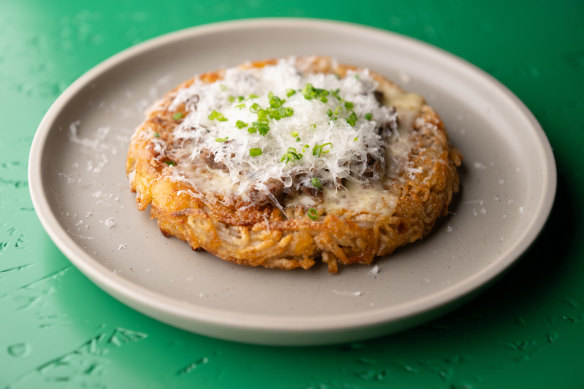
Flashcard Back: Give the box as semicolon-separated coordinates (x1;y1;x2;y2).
103;218;116;229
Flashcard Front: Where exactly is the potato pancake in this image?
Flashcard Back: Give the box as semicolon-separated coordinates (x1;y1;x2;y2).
126;56;462;272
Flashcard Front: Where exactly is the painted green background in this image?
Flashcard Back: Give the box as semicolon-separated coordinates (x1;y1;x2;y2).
1;0;584;388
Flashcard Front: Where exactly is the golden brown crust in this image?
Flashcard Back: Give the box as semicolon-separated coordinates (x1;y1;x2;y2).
126;57;462;273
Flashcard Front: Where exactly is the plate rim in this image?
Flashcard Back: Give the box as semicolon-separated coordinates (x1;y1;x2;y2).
28;17;557;343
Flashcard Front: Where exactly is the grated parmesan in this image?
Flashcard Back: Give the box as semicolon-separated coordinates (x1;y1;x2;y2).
167;58;398;202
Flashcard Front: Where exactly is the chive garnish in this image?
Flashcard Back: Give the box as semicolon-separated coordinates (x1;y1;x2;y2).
307;208;319;220
215;136;229;142
302;83;329;102
253;121;270;136
208;110;228;121
250;103;261;113
346;111;357;126
235;120;248;129
364;113;373;121
281;147;303;163
331;89;341;101
249;148;262;157
312;143;332;157
311;177;322;190
172;112;184;121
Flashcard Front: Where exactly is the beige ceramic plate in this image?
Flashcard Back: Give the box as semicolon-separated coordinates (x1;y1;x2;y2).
29;19;556;345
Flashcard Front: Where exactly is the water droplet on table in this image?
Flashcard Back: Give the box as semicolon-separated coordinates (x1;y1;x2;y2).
7;342;30;357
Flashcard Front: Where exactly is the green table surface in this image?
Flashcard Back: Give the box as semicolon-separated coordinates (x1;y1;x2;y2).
1;0;583;388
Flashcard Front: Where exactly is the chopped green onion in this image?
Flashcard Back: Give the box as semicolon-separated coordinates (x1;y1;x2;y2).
354;136;359;141
249;93;259;99
269;94;285;109
346;111;357;126
172;112;184;120
270;106;293;120
286;89;296;97
302;83;329;102
215;136;229;142
235;103;246;109
310;123;316;130
290;131;299;137
164;160;176;166
257;108;269;122
312;142;332;157
311;177;322;190
281;147;303;163
344;101;354;110
153;132;160;138
238;96;245;102
249;121;269;136
250;103;261;113
326;109;333;117
220;84;227;91
312;144;322;156
307;208;319;220
354;74;360;80
208;110;228;121
364;113;373;121
302;83;316;99
331;89;341;101
256;122;270;136
235;120;248;129
227;95;236;103
249;147;262;157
